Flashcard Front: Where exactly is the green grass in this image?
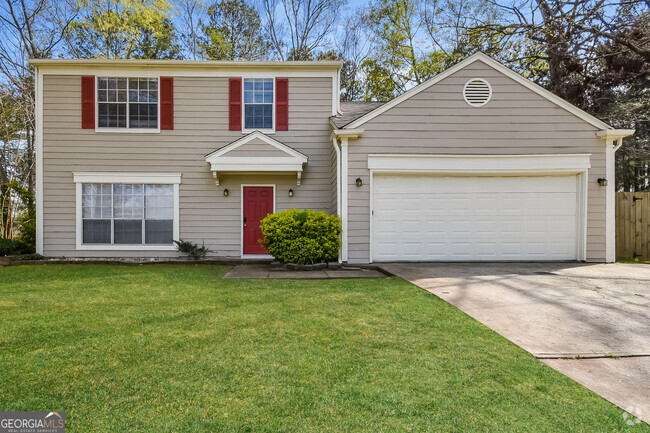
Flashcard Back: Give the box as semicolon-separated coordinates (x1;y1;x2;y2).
0;264;646;432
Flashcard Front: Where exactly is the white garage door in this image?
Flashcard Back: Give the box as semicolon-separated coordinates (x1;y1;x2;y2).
372;175;578;261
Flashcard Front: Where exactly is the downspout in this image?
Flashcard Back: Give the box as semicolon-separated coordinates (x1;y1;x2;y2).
605;140;616;262
331;136;341;217
340;137;349;263
35;66;44;255
331;136;342;263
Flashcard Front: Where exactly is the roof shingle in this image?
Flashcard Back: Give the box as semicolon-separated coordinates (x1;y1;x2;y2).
330;101;385;128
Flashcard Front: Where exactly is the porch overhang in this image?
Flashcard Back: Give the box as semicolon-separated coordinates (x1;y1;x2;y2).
205;131;308;185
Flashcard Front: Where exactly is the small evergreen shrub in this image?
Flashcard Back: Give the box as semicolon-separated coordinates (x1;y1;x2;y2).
0;238;32;256
16;211;36;252
174;239;212;261
260;209;341;265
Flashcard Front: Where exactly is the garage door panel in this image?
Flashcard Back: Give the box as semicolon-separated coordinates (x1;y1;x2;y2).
372;174;578;261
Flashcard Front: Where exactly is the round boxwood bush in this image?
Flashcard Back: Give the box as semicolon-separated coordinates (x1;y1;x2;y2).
260;209;341;265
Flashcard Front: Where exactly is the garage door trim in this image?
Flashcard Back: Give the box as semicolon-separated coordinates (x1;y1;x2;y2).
367;154;590;263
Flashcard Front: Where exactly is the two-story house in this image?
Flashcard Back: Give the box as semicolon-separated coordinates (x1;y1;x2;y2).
30;53;633;263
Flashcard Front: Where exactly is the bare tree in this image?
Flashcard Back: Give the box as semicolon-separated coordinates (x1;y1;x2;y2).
260;0;346;60
0;0;77;194
464;0;650;96
174;0;207;59
335;10;371;100
420;0;504;56
201;0;271;60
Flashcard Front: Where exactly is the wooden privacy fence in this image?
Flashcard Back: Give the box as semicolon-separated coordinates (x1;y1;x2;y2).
616;192;650;261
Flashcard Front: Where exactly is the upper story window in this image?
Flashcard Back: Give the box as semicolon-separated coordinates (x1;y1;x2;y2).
97;77;158;129
243;78;273;130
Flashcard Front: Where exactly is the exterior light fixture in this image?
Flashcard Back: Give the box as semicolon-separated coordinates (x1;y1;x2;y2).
288;189;294;197
223;189;229;197
356;178;363;187
597;178;608;187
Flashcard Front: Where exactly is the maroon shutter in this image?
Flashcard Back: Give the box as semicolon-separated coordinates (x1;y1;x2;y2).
81;76;95;129
275;78;288;131
229;78;242;130
160;77;173;130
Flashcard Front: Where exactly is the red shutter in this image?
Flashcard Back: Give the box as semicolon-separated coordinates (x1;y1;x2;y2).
160;77;174;130
229;78;242;130
81;76;95;129
276;78;288;131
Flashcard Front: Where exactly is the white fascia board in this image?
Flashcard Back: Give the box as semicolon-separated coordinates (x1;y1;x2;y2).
367;154;592;174
208;163;305;172
345;52;612;131
206;131;308;162
212;157;305;165
596;129;635;146
29;58;343;69
596;129;635;138
35;65;338;80
332;128;364;138
73;173;182;184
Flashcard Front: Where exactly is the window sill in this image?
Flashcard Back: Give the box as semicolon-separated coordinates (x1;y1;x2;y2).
242;129;275;135
76;244;176;251
94;128;161;134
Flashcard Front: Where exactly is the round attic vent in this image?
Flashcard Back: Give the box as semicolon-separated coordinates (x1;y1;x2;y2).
463;78;492;107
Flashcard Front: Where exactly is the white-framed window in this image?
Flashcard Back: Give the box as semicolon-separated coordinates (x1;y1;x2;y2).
97;77;159;129
74;173;180;251
243;78;274;131
82;183;173;245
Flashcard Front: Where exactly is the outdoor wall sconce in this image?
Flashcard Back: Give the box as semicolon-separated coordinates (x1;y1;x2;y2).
356;178;363;187
289;189;294;197
223;189;229;197
597;178;608;187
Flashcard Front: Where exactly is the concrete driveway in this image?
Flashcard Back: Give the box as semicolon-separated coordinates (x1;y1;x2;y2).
380;262;650;424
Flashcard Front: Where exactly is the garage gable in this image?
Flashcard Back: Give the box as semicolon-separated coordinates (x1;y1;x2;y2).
344;53;611;131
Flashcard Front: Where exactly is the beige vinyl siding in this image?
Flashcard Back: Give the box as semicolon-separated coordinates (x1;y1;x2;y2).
219;139;293;158
42;75;333;257
347;59;607;263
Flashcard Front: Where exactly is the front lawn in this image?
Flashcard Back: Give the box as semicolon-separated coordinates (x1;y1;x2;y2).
0;264;646;432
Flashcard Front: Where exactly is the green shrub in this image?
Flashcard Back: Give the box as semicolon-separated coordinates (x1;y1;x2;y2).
0;238;32;256
16;211;36;251
174;239;212;260
260;209;341;265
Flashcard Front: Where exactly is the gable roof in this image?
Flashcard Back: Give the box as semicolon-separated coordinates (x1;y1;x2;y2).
205;132;309;185
206;131;308;161
342;52;612;131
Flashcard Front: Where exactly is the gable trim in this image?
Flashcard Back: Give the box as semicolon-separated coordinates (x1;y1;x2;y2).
205;131;308;161
205;131;308;186
344;52;612;131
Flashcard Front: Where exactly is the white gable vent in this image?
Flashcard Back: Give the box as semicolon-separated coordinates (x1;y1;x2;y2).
463;78;492;107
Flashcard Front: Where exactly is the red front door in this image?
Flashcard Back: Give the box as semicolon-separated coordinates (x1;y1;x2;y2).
243;187;274;255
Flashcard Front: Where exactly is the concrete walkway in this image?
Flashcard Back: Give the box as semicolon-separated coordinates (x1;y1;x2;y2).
380;262;650;425
224;263;386;279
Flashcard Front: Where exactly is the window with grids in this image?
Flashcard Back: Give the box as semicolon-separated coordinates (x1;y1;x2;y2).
97;78;158;129
243;78;273;130
82;183;173;245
